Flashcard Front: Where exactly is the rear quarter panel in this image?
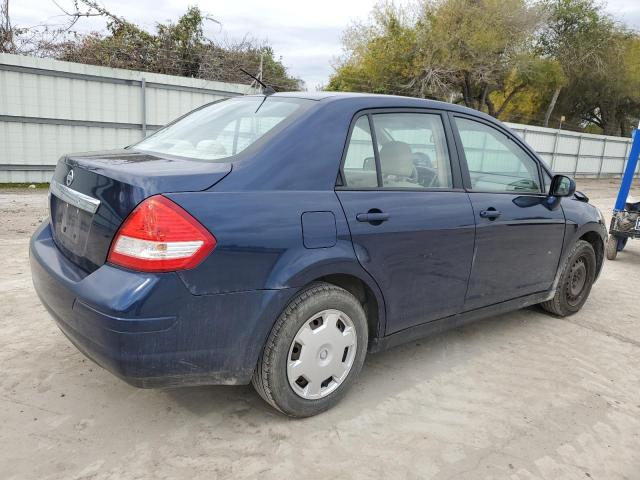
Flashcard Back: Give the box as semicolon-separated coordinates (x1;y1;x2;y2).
166;191;379;294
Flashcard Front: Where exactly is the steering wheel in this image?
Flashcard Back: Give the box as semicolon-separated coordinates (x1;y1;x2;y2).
508;178;539;192
419;166;440;188
411;153;439;188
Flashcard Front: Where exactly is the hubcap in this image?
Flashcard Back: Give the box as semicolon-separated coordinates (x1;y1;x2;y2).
287;309;357;400
566;256;588;305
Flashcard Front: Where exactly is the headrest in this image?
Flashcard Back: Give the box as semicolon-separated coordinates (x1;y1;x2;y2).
379;142;414;177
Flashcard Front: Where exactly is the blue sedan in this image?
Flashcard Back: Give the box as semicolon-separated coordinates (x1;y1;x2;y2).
30;92;607;417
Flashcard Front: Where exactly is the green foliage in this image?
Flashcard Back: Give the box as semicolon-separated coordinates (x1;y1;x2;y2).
534;0;640;135
490;57;567;122
49;7;302;90
330;0;554;115
326;5;417;94
0;183;49;189
414;0;544;106
328;0;640;136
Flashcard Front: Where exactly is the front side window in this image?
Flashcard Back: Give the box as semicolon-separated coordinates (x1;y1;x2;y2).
342;112;453;189
134;97;313;161
542;169;552;193
454;117;541;193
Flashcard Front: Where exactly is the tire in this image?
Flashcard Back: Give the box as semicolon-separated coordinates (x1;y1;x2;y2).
541;240;597;317
252;282;368;417
606;235;618;261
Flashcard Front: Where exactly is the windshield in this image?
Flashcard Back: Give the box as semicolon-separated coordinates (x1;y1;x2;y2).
133;96;313;161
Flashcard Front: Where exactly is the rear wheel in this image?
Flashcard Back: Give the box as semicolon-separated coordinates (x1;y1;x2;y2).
541;240;596;317
252;282;368;417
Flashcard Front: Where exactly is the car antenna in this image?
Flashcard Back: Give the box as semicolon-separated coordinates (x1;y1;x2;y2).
239;68;276;96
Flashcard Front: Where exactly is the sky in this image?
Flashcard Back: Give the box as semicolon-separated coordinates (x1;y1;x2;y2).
9;0;640;91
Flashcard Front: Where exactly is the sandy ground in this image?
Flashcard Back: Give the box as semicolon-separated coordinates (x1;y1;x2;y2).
1;180;639;480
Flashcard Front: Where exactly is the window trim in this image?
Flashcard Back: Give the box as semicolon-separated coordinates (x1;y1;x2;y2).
336;108;464;192
449;112;548;196
368;114;384;187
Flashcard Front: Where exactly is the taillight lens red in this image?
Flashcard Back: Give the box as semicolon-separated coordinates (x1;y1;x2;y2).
107;195;216;272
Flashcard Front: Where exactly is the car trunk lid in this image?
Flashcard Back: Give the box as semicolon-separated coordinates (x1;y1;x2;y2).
49;149;230;273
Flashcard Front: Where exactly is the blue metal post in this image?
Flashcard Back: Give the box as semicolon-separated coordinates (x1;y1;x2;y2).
614;128;640;211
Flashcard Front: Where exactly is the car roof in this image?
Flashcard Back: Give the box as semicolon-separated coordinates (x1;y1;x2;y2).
244;91;494;121
217;91;551;191
244;91;373;101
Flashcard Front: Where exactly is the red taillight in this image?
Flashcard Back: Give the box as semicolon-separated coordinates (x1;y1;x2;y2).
107;195;216;272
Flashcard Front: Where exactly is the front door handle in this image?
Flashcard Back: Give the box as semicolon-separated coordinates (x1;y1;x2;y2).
356;211;390;224
479;208;502;219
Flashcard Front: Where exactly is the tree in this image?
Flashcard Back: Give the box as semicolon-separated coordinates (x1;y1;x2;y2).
413;0;547;111
489;56;567;122
562;30;640;135
1;0;12;52
536;0;640;135
537;0;613;126
326;4;418;95
328;0;564;119
1;2;302;90
328;0;640;134
53;6;303;90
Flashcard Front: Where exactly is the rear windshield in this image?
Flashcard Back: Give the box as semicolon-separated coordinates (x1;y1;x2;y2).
133;96;313;161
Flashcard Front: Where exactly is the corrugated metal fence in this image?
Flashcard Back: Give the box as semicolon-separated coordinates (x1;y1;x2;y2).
1;53;638;183
0;53;253;183
506;122;638;178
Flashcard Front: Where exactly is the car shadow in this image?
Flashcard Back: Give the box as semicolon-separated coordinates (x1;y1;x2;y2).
162;306;543;422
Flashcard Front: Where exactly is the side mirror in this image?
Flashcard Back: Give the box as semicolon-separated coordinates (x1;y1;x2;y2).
549;174;576;197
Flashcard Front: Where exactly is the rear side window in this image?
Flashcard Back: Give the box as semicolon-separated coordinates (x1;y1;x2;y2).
342;112;453;189
454;117;542;193
134;97;313;161
373;113;452;189
343;117;378;188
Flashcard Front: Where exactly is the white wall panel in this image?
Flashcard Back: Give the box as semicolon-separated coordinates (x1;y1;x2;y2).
557;136;579;155
605;140;628;157
0;53;253;182
1;52;637;183
505;123;634;178
553;154;576;173
602;157;625;175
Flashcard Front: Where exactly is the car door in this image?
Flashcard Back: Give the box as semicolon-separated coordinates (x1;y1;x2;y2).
336;110;476;334
450;114;566;310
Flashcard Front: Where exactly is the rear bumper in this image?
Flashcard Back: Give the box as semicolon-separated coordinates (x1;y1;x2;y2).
30;222;294;387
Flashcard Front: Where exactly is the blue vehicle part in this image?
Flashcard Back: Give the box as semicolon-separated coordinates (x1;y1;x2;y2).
614;128;640;211
462;192;566;310
30;92;609;388
30;222;297;387
336;190;475;333
617;236;628;252
555;197;607;282
167;191;358;293
610;128;640;254
301;211;337;249
49;153;231;272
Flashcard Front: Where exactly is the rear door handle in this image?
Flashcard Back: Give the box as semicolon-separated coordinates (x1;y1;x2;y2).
356;212;390;223
479;209;502;219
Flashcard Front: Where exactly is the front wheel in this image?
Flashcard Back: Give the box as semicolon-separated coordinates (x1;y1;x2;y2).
541;240;597;317
252;282;368;417
606;235;618;260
